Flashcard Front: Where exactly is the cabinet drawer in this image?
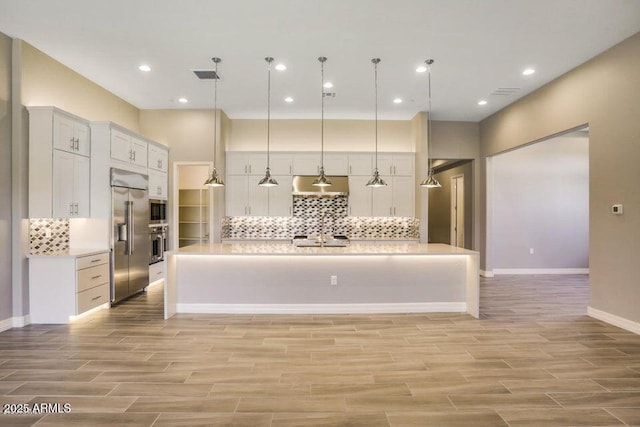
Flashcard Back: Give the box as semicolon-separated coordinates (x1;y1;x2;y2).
149;261;165;283
77;252;109;270
77;283;110;314
77;263;109;292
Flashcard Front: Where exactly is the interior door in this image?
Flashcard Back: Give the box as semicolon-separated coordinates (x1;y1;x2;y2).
112;186;129;302
451;175;465;247
129;188;150;294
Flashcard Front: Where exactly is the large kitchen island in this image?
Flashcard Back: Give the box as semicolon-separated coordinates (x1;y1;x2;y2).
164;242;479;319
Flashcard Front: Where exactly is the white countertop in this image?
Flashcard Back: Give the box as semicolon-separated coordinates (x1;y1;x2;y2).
173;242;478;256
28;248;109;259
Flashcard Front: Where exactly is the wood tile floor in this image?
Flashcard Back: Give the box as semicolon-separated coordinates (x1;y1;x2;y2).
2;275;640;426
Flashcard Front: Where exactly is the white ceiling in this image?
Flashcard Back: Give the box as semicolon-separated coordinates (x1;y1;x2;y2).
1;0;639;121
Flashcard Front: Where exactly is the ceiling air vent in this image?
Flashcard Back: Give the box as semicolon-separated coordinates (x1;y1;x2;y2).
323;92;336;98
490;87;520;96
193;70;220;80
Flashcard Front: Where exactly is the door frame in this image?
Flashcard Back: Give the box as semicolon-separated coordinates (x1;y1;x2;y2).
450;174;464;248
172;161;213;251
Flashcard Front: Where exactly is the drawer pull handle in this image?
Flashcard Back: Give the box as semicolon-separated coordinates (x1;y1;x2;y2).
90;259;101;263
91;295;102;301
91;275;102;280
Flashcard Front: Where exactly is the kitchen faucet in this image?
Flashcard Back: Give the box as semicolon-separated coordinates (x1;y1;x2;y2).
319;211;335;248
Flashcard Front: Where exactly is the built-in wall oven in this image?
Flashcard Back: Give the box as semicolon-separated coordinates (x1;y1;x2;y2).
149;199;167;224
149;225;168;265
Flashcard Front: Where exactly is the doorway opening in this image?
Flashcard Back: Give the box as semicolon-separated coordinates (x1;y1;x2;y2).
173;162;212;249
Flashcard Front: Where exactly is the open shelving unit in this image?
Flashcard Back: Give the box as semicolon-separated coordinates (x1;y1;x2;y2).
178;189;209;248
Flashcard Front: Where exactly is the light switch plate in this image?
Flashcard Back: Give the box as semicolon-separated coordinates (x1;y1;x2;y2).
612;204;624;215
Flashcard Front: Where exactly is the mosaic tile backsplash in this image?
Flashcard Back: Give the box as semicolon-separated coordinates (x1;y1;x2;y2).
30;218;70;254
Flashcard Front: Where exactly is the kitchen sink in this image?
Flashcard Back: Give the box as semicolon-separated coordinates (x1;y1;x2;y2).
293;235;349;247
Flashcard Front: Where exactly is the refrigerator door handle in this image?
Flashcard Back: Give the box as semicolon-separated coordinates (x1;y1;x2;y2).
129;200;135;255
117;223;128;242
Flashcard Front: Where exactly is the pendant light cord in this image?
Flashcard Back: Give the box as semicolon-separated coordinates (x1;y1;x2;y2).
213;59;219;171
427;59;433;171
320;57;326;169
374;59;379;170
267;58;272;169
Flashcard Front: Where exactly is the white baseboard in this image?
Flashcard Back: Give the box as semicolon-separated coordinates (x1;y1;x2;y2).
177;302;467;315
588;306;640;335
493;268;589;275
480;270;494;278
0;315;31;332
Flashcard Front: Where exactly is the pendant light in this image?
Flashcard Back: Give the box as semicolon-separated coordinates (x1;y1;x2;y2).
312;56;332;187
366;58;387;188
419;59;441;188
258;57;278;187
204;57;225;187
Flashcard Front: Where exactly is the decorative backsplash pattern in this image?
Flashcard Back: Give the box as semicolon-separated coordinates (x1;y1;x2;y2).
30;218;70;254
292;195;348;236
222;216;419;240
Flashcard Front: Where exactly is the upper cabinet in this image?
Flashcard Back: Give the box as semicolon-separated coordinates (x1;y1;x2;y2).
348;154;373;176
148;144;169;173
53;113;90;157
227;152;268;175
292;153;348;175
377;154;414;176
28;107;92;218
110;129;147;169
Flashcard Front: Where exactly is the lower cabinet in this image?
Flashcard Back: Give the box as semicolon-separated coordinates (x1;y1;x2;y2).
149;260;165;284
29;251;110;324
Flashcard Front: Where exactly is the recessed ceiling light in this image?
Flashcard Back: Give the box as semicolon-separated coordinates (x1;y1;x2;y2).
138;64;151;72
393;98;403;104
323;82;333;89
284;97;294;103
275;63;286;71
178;97;188;104
416;65;427;73
477;100;488;106
522;68;535;76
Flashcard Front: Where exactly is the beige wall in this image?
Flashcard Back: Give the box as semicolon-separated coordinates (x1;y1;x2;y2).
480;31;640;323
229;119;413;152
20;42;140;131
0;32;12;321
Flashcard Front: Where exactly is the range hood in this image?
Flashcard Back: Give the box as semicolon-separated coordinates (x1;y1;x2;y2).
292;175;349;196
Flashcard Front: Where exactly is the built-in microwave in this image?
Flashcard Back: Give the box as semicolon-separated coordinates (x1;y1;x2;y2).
149;199;167;224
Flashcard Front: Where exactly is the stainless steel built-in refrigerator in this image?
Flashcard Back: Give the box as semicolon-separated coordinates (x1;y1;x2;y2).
111;168;149;303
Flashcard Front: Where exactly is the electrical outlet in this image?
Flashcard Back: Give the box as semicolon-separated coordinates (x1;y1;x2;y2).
529;248;534;255
45;228;52;238
330;275;338;285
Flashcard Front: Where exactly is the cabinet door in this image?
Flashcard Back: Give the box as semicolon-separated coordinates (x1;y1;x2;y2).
372;182;393;217
348;176;372;216
227;152;249;175
131;137;148;168
292;153;321;175
248;153;268;176
392;176;414;217
323;154;349;175
148;169;167;200
53;114;76;154
148;145;168;172
225;175;248;216
392;154;414;176
52;150;76;218
376;155;394;176
111;130;132;163
269;154;293;175
74;121;91;157
269;175;293;216
73;155;91;217
248;182;269;216
348;154;373;175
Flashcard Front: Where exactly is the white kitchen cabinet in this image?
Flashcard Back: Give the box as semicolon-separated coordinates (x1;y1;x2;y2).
225;175;269;216
348;154;373;175
149;260;165;284
110;129;147;169
28;107;92;218
292;153;321;175
348;175;372;216
148;169;168;200
372;176;414;217
269;153;293;175
269;175;293;216
148;143;168;172
323;154;349;175
53;113;90;157
53;150;90;218
377;154;414;176
29;251;110;324
227;152;267;175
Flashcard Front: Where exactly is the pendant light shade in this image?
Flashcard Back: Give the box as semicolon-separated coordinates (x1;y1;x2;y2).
367;58;387;188
259;57;278;187
204;57;225;187
313;56;332;187
419;59;441;188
